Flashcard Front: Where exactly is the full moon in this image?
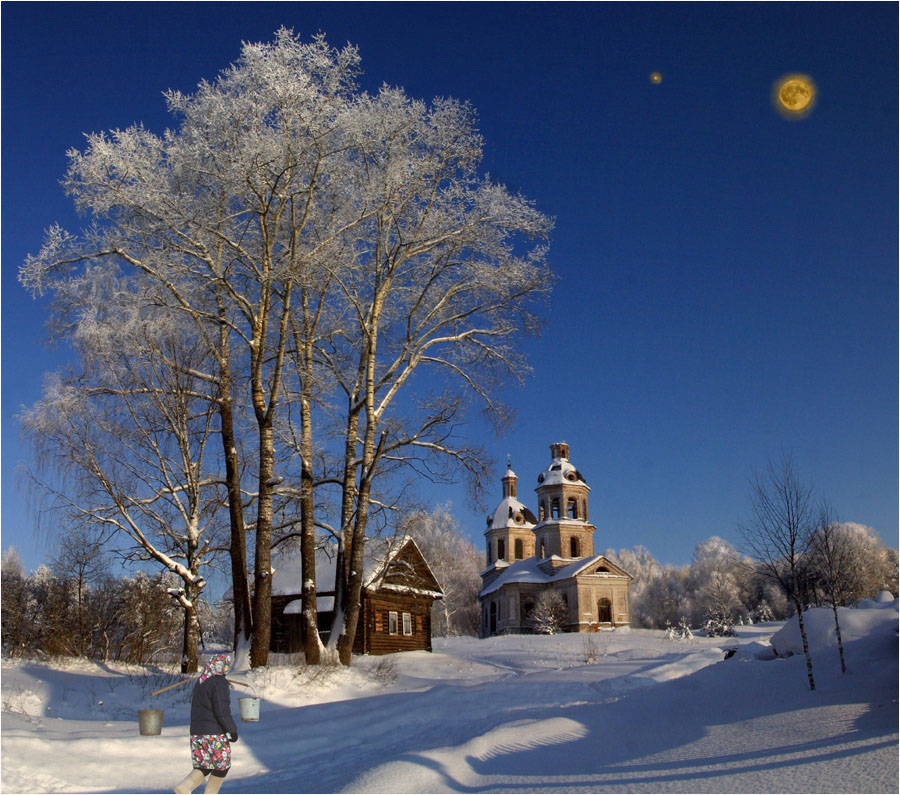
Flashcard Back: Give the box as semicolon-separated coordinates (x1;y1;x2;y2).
773;74;816;117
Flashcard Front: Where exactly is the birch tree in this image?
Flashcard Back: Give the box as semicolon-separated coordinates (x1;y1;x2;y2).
810;505;848;673
20;30;364;667
739;456;817;690
20;285;225;673
324;87;554;663
21;29;554;669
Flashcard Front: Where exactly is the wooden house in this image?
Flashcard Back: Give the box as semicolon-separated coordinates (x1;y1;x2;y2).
269;536;443;656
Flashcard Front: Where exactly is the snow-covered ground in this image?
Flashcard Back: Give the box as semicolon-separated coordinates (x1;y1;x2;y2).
2;601;897;794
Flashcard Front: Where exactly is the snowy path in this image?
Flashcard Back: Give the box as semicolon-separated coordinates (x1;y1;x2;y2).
1;621;897;793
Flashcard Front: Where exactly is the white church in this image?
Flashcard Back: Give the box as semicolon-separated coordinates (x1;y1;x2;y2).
479;442;632;636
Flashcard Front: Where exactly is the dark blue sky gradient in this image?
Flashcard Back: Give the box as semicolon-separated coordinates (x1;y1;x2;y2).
3;2;897;574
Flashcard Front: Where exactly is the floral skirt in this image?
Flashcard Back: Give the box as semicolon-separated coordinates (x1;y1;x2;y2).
190;734;231;772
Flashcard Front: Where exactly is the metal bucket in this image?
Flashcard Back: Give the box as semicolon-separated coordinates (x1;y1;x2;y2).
238;697;260;722
138;709;164;735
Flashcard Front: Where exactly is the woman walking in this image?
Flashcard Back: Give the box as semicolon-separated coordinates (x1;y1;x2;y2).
174;653;239;794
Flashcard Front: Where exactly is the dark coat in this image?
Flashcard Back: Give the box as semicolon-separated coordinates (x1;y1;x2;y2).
190;674;239;738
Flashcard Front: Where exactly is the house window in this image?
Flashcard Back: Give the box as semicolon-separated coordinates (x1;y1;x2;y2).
515;539;524;560
497;539;506;561
570;537;579;557
402;612;412;636
389;611;398;635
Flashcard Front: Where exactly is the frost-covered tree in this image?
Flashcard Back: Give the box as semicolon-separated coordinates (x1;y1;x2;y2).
529;590;568;635
740;456;817;690
20;29;554;669
20;299;226;673
687;537;746;628
1;548;31;656
51;529;109;657
401;505;482;636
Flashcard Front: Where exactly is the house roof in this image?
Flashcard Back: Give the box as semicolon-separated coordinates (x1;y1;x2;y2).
267;535;443;599
479;554;630;597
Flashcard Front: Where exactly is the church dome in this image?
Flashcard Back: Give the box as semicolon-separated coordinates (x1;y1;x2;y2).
489;496;537;531
536;449;588;488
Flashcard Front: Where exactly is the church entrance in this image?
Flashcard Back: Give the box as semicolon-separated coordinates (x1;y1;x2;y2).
597;598;612;624
489;601;497;634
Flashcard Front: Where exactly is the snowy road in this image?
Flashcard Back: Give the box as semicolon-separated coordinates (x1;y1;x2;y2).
2;617;897;793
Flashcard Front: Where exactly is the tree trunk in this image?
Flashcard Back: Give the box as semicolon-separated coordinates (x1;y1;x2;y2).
250;422;276;668
792;589;816;691
831;602;847;673
220;392;252;653
299;329;321;665
181;595;200;674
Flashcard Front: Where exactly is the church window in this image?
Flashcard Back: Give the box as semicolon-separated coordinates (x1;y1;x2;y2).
402;612;412;636
486;540;492;564
551;499;560;519
514;512;524;524
389;611;399;635
570;537;579;557
497;539;505;560
539;539;546;558
567;498;577;519
489;601;497;634
514;539;524;560
539;502;546;520
509;597;518;621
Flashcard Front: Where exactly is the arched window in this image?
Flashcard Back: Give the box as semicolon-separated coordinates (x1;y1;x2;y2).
539;502;546;520
497;539;505;561
551;499;560;519
486;540;492;564
598;598;612;624
567;498;577;519
539;538;546;559
515;539;524;560
570;537;579;557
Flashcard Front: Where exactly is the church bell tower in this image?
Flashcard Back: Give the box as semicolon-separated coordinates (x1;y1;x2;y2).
533;442;595;559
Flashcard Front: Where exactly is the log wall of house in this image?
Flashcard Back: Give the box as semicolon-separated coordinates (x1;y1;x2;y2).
359;592;434;655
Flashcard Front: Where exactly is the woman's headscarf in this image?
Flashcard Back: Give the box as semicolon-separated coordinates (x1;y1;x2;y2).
198;653;232;683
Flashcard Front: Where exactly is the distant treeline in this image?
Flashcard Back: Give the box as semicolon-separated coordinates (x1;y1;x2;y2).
0;547;229;663
606;523;898;631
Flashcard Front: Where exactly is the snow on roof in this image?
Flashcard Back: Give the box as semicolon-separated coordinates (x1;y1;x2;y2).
246;535;427;599
271;545;340;596
489;495;537;531
536;456;588;488
478;554;611;597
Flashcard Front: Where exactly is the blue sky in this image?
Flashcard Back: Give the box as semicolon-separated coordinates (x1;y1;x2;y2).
2;2;897;577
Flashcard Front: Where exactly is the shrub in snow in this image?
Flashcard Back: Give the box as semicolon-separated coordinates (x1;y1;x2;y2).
666;617;694;641
751;601;776;623
529;591;568;635
703;607;737;637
